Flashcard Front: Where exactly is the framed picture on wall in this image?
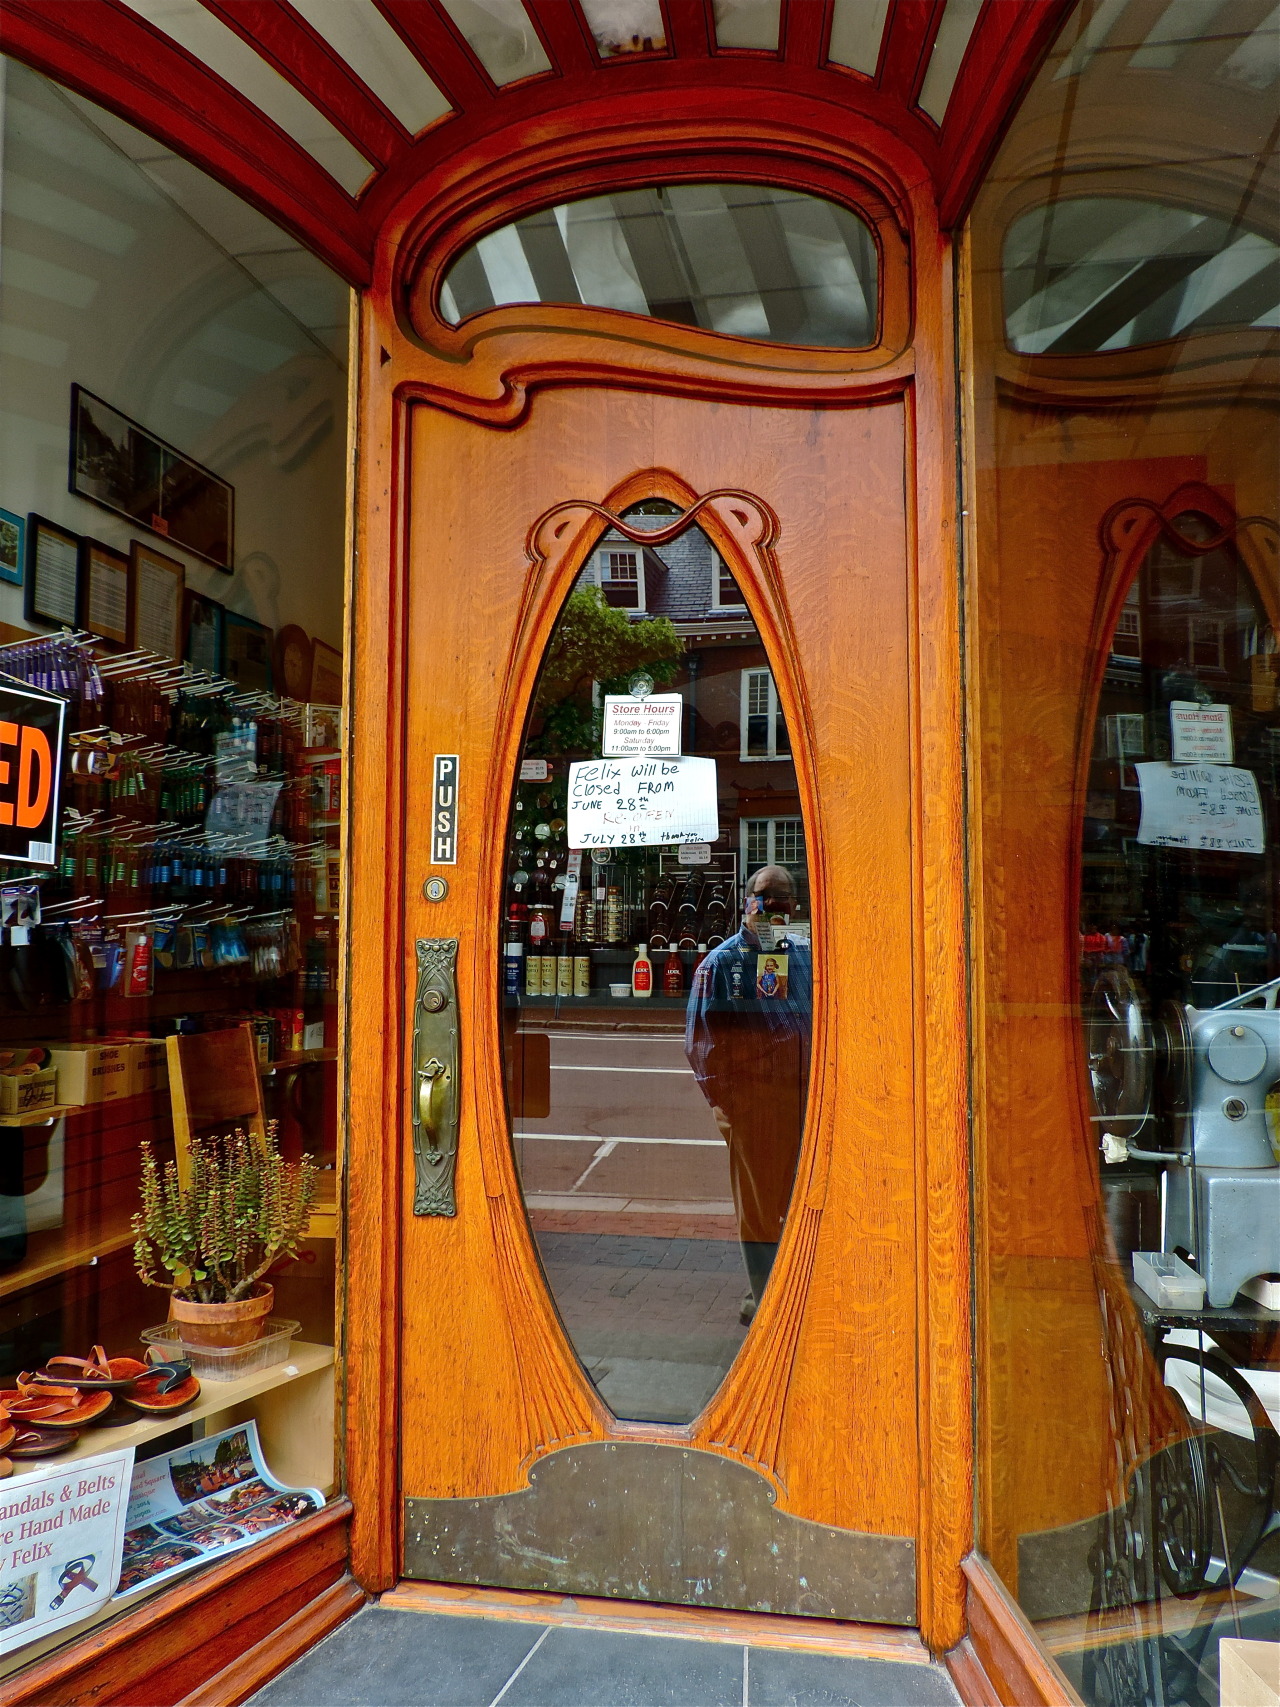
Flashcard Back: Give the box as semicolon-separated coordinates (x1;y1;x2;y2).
130;540;184;660
223;611;274;692
69;385;234;571
0;508;25;586
79;538;131;646
309;639;342;705
25;515;81;628
183;590;224;674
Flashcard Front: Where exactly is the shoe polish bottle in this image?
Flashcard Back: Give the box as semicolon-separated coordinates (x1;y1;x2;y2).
632;943;653;998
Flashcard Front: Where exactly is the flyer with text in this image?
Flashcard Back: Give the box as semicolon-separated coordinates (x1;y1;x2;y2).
0;1447;134;1656
115;1421;323;1598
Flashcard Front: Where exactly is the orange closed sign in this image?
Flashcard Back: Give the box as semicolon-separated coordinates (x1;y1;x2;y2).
0;683;67;867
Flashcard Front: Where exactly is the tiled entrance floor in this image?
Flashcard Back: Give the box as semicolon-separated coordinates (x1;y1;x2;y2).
248;1605;962;1707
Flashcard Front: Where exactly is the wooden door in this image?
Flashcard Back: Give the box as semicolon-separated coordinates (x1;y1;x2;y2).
345;136;969;1647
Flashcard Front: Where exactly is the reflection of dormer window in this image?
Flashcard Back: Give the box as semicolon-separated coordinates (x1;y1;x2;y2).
596;548;643;610
1189;615;1226;669
1112;592;1142;659
712;556;746;611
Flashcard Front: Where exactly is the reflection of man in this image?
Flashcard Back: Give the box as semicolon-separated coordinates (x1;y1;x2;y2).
684;865;812;1322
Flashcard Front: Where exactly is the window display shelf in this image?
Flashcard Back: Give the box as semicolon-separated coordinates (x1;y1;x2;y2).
0;1207;138;1301
5;1340;335;1481
260;1048;338;1075
0;1104;77;1128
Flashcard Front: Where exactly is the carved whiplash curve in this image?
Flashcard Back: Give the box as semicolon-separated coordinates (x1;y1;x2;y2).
497;483;825;1436
405;1443;916;1624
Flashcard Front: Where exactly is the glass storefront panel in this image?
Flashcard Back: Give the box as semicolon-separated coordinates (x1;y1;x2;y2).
966;1;1278;1699
0;58;348;1669
500;504;811;1425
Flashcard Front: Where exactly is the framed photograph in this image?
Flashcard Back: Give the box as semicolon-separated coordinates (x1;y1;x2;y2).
223;611;274;692
25;515;81;628
273;624;313;700
78;538;131;646
309;639;342;705
304;703;342;749
183;590;224;674
130;541;184;660
69;385;234;571
0;508;25;586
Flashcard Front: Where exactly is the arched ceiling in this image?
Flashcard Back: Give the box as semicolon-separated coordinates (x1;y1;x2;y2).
0;0;1076;286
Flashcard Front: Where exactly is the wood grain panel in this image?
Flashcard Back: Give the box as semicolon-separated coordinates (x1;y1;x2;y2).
395;389;922;1539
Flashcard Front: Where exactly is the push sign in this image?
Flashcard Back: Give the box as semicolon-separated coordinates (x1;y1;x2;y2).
431;754;459;864
0;679;66;868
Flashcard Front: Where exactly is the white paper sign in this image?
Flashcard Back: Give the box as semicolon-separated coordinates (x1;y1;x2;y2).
0;1447;134;1655
567;756;719;849
602;696;683;757
519;759;549;781
1136;762;1265;854
1170;701;1233;764
678;842;712;865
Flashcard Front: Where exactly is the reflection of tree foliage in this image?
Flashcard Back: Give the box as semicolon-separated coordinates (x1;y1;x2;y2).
530;589;683;757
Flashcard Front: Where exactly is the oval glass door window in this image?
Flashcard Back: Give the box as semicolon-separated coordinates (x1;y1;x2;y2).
500;504;812;1424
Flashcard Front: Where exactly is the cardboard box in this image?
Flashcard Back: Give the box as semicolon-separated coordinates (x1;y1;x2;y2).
0;1066;58;1115
43;1043;132;1105
130;1040;168;1097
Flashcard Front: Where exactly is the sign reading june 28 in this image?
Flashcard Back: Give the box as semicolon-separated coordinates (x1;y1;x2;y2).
1136;762;1265;854
567;756;719;849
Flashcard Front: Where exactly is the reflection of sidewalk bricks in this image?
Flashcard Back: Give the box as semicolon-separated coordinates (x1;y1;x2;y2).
536;1232;749;1339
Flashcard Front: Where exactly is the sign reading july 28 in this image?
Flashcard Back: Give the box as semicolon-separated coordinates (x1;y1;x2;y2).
0;681;67;868
431;754;459;865
566;756;719;849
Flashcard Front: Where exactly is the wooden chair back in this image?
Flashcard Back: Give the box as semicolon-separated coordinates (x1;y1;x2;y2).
165;1025;266;1187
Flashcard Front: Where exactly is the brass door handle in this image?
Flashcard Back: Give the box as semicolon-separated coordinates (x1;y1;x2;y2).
418;1058;447;1150
411;939;459;1216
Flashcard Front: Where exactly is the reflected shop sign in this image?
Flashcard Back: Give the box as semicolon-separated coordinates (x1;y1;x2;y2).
0;679;67;868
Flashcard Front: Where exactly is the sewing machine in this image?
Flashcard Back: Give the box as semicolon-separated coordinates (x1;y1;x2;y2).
1092;971;1280;1307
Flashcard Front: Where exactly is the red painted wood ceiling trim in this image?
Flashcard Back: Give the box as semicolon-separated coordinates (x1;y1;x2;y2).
0;0;1076;285
202;0;409;168
1;0;372;282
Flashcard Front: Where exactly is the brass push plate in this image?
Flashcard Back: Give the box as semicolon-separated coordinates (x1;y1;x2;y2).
411;938;459;1216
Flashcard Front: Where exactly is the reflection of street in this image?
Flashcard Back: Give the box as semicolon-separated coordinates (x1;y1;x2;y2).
515;1022;749;1423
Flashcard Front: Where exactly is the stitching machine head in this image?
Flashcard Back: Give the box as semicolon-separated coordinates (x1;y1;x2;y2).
1089;970;1280;1307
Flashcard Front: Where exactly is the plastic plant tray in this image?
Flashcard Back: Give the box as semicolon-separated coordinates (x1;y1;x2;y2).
141;1318;301;1381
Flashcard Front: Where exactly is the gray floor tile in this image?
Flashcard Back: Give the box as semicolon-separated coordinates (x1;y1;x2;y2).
247;1606;549;1707
746;1649;961;1707
499;1626;746;1707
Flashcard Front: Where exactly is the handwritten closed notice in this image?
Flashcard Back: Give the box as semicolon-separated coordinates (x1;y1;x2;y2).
567;756;719;849
1136;762;1265;854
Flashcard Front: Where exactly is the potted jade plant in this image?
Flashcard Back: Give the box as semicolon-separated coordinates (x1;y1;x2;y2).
132;1125;316;1348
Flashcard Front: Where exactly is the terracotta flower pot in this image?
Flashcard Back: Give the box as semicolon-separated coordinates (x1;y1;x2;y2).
169;1283;274;1348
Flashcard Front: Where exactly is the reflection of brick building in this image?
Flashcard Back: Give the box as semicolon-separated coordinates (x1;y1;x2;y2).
580;512;807;904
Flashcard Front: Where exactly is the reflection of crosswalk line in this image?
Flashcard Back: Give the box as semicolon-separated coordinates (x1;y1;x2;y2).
550;1065;692;1074
526;1192;736;1215
514;1132;721;1146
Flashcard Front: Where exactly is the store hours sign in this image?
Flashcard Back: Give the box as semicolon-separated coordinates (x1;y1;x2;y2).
0;680;67;868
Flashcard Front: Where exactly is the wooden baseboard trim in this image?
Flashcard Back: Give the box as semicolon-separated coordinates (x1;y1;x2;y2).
178;1575;367;1706
945;1636;1001;1706
8;1499;353;1707
382;1580;930;1662
962;1555;1085;1707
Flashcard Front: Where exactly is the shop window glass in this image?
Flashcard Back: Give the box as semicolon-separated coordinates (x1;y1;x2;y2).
968;3;1279;1701
0;60;346;1670
499;507;811;1425
439;183;879;349
1003;198;1280;355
